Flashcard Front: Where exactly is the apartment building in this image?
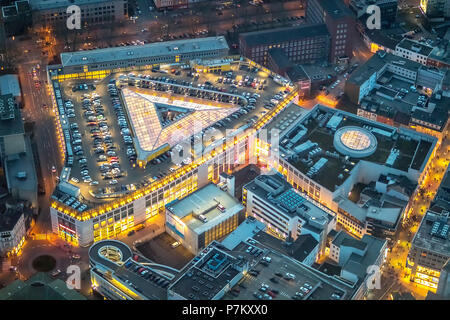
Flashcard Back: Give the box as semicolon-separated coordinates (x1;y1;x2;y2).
345;50;445;105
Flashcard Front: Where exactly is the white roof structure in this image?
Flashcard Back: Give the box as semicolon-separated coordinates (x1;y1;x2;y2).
121;87;239;160
0;74;20;97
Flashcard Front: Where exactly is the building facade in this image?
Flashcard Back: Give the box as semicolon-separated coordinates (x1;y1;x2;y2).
0;206;26;257
165;184;245;255
29;0;128;27
407;210;450;291
257;105;437;240
395;39;434;66
47;53;299;247
419;0;450;21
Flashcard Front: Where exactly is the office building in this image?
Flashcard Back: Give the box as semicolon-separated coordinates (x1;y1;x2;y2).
239;24;331;67
243;171;335;259
169;233;356;300
29;0;128;27
153;0;188;10
267;48;312;98
57;36;229;74
165;183;245;255
419;0;450;21
328;230;387;299
306;0;357;62
0;199;27;257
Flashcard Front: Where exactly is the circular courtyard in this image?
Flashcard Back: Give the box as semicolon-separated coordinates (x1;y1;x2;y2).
31;255;57;272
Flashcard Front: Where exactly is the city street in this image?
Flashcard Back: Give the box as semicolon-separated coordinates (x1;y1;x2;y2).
368;136;450;300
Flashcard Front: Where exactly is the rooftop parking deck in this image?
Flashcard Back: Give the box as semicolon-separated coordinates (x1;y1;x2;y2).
51;60;292;209
223;240;350;300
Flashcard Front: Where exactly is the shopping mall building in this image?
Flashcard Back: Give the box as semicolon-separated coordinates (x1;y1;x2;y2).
46;37;297;247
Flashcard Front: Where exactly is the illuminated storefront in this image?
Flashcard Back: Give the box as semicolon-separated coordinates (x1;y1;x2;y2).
412;266;440;291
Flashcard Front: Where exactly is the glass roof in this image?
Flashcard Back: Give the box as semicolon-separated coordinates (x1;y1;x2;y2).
122;87;239;152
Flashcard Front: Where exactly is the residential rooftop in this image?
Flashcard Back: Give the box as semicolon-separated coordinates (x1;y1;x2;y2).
411;101;449;132
29;0;118;10
0;206;23;232
397;38;434;57
429;40;450;66
0;74;21;97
